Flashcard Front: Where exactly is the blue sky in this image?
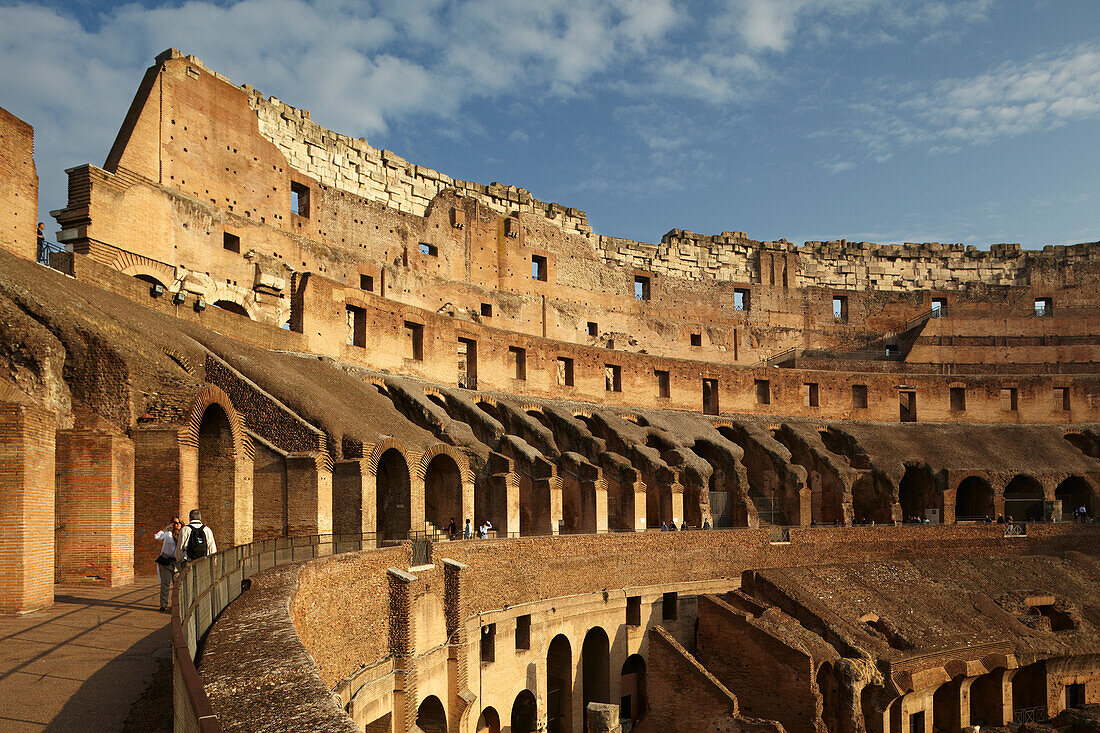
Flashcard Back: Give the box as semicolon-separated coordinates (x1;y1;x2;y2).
3;0;1100;248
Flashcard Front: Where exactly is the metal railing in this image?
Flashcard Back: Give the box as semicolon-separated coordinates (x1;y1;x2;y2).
1003;522;1027;537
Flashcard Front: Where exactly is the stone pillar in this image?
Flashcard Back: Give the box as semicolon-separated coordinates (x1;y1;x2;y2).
333;458;375;535
387;567;418;733
586;702;622;733
668;481;685;528
799;485;814;526
134;427;192;571
443;559;472;731
286;451;333;535
533;474;564;535
55;428;135;586
0;402;55;613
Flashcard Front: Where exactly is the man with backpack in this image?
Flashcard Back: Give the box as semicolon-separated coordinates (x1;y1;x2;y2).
176;509;217;565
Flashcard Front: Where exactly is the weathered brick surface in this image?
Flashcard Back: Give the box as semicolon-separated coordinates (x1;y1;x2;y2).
0;106;37;261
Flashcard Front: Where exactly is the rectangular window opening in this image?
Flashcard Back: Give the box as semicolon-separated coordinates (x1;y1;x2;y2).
419;242;438;257
290;181;310;217
509;346;527;381
481;623;496;663
587;322;598;337
515;615;531;650
223;231;240;253
634;274;651;301
359;274;374;292
833;295;848;322
346;306;366;348
690;333;702;347
480;302;492;317
735;289;750;311
605;364;622;393
655;370;670;399
458;337;477;389
950;386;966;412
404;321;424;361
1056;387;1071;411
804;382;820;408
1001;387;1018;412
532;255;548;282
755;379;770;405
557;357;574;387
626;596;641;626
662;592;678;621
932;297;947;316
900;390;917;422
852;384;868;409
702;378;719;415
1035;297;1052;317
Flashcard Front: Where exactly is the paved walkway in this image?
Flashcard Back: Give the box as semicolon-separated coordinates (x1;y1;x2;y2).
0;577;170;732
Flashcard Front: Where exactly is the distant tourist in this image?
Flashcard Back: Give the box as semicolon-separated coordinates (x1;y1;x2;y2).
447;517;457;539
463;518;472;539
478;519;493;539
702;519;711;530
681;523;689;531
660;522;668;532
1078;505;1088;522
177;509;217;565
154;516;182;612
669;519;678;531
36;222;46;261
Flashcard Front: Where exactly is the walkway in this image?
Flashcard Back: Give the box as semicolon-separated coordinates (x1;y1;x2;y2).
0;577;170;732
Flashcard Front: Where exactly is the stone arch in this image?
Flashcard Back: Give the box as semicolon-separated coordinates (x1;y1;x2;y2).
414;443;473;485
422;452;464;536
415;695;447;733
183;386;251;459
116;252;176;292
898;465;940;523
621;654;647;725
1056;475;1094;519
213;300;252;318
953;475;994;521
817;662;839;732
547;634;572;733
1003;475;1045;521
511;690;537;733
475;706;500;733
372;443;411;541
582;626;611;727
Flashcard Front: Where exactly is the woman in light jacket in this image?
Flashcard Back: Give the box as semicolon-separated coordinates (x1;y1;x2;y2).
154;517;182;612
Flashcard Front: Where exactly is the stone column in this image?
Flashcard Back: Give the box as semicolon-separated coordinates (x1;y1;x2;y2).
586;702;622;733
333;458;375;535
286;451;333;535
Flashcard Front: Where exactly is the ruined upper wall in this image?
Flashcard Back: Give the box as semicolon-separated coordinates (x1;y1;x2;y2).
0;106;38;261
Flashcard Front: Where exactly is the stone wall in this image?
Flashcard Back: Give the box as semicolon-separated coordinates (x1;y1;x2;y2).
0;106;37;261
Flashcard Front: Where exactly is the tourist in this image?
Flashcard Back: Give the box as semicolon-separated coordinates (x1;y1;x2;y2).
154;516;182;612
702;519;711;530
447;517;457;540
36;222;46;261
478;519;493;539
669;519;678;531
177;509;217;565
1078;505;1088;523
660;522;668;531
463;518;472;539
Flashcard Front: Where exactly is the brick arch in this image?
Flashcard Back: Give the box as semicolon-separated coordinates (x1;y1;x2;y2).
182;385;253;460
364;438;415;479
415;443;473;484
116;253;177;291
208;287;257;320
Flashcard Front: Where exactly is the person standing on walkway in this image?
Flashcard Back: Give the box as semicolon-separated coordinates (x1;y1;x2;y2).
154;517;182;612
176;509;217;565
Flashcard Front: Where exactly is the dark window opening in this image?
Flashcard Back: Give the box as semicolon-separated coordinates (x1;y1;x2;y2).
1056;387;1071;411
480;302;492;317
223;231;240;253
833;295;848;322
735;289;750;311
885;344;900;358
509;346;527;381
634;275;651;301
481;623;496;663
932;297;947;316
516;615;531;650
404;321;424;361
557;357;574;387
1067;683;1086;708
1002;387;1018;411
419;242;438;257
532;255;548;281
900;390;917;422
655;370;670;399
690;333;702;347
360;274;374;291
805;382;820;408
755;379;770;405
290;181;310;217
346;306;366;348
1035;297;1052;317
605;364;622;393
950;387;966;412
587;322;598;337
853;384;868;409
626;596;641;626
1030;601;1075;632
662;592;678;621
458;338;477;389
702;378;719;415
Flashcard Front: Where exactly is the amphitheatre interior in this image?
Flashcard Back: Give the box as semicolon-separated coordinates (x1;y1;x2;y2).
2;49;1100;733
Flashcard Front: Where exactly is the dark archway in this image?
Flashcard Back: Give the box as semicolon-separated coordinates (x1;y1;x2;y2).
970;669;1006;727
851;474;892;525
511;690;537;733
1056;476;1093;519
898;465;940;523
198;403;235;537
1012;664;1046;718
621;654;647;725
582;627;611;727
476;706;500;733
133;273;167;291
954;476;993;521
933;678;962;733
415;695;447;733
817;663;839;732
424;453;462;536
213;300;250;317
1004;475;1044;521
377;449;411;540
547;634;572;733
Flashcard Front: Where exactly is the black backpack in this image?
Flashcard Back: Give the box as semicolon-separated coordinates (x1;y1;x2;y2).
186;524;208;559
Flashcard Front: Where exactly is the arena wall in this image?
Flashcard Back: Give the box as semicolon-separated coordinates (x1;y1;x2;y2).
0;106;37;261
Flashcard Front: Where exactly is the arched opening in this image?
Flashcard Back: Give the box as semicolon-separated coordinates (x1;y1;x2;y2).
1004;475;1044;521
817;663;838;731
527;409;551;430
424;453;462;536
377;449;411;540
933;678;962;732
476;706;501;733
970;669;1006;727
1056;476;1093;520
1012;663;1047;719
415;695;447;733
547;634;572;733
511;690;537;733
213;300;250;318
198;404;235;538
477;400;502;423
582;627;611;728
851;474;892;525
133;273;167;291
898;465;940;523
621;654;647;725
954;476;993;521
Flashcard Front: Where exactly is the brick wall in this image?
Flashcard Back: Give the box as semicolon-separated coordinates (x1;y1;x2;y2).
0;106;37;261
55;428;135;585
0;401;56;613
